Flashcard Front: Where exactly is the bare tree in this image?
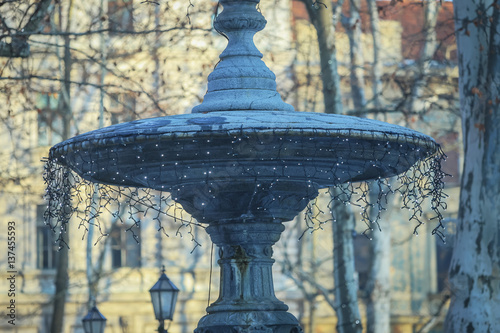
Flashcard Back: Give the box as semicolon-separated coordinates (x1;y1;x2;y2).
49;1;75;330
301;0;344;114
1;1;216;332
0;0;52;57
366;0;382;109
408;0;441;114
342;0;366;109
445;1;500;331
362;2;391;332
298;2;362;332
364;185;391;333
280;2;459;332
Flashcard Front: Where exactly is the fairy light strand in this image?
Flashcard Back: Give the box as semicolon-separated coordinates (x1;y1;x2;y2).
43;128;449;248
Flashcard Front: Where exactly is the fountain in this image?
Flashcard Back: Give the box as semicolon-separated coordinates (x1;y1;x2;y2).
44;1;446;332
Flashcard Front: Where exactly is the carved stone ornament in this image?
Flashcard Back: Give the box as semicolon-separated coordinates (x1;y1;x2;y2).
192;0;293;113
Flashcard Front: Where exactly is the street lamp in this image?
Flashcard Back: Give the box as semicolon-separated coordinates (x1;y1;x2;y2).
149;266;179;333
82;304;107;333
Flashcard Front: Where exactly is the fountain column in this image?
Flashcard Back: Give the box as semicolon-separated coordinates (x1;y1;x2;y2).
195;220;302;333
191;1;304;330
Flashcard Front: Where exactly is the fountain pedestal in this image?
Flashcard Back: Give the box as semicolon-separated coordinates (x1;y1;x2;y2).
179;181;316;332
195;221;301;333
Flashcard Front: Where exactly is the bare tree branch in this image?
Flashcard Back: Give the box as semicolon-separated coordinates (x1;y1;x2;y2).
0;0;52;57
0;38;30;57
23;0;52;33
11;26;212;37
417;292;450;333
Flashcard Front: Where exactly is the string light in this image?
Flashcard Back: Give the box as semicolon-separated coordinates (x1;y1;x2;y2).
43;127;448;248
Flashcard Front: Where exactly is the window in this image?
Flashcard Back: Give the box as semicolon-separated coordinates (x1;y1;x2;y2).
353;233;371;291
435;131;460;187
36;93;63;147
36;205;59;269
436;219;456;292
109;93;136;125
110;224;141;268
108;0;134;31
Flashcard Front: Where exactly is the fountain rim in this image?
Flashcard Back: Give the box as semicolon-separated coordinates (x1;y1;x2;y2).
49;110;439;159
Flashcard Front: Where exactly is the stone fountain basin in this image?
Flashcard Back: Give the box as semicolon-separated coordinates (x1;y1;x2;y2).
49;110;437;222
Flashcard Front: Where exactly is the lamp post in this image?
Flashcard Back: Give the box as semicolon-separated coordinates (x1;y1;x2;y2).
149;266;179;333
82;304;107;333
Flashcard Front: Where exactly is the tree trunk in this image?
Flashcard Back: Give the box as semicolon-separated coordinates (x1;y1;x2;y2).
85;0;107;308
304;0;344;114
365;184;391;333
51;3;73;329
342;0;366;109
408;1;440;114
331;190;363;333
51;227;69;333
444;1;500;332
308;210;318;333
364;3;390;330
302;2;362;331
366;0;382;109
343;3;391;331
364;3;390;329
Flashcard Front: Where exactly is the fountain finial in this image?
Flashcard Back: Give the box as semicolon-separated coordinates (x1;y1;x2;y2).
192;0;294;113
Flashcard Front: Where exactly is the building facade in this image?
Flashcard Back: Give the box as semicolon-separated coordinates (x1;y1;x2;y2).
0;1;459;332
